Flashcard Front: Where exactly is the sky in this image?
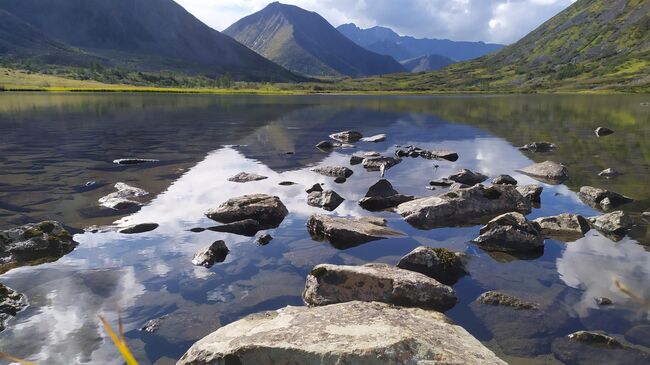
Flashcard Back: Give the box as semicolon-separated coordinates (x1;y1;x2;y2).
174;0;577;44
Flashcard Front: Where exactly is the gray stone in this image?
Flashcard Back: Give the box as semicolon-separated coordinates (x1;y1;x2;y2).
360;133;387;142
304;263;456;311
492;174;518;185
206;194;288;230
178;301;507;365
112;158;159;165
349;155;364;165
517;161;568;184
98;182;148;210
329;130;363;143
307;214;403;249
311;166;354;178
579;186;633;210
362;156;401;173
519;142;556;152
474;212;544;253
278;181;297;186
477;291;539;310
594;297;613;306
0;283;27;332
334;177;346;184
207;219;261;236
397;184;531;229
533;213;591;241
590;210;634;236
567;331;623;349
307;190;345;211
397;246;467;285
256;234;273;245
447;169;488;185
305;183;323;193
595;127;615;137
420;149;459;162
429;179;454;187
516;184;543;204
598;168;622;178
316;140;335;149
119;223;159;234
192;241;229;268
227;172;268;183
358;179;415;211
0;221;78;269
140;315;168;333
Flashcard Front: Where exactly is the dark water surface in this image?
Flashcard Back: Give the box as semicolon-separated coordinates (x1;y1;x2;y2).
0;93;649;365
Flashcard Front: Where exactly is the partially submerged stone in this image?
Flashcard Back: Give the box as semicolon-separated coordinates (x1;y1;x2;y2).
516;184;543;204
206;194;288;230
112;158;159;165
517;161;568;184
533;213;590;241
476;291;539;310
307;190;345;211
192;241;229;268
0;221;78;271
492;174;518;185
349;155;364;165
305;183;323;193
329;130;363;143
567;331;623;349
362;156;401;173
598;168;622;178
119;223;159;234
397;184;531;229
420;149;459;162
307;214;403;249
579;186;633;210
473;212;544;253
397;246;467;285
98;182;148;210
227;172;268;183
311;166;353;178
519;142;556;152
447;169;488;185
304;263;457;311
595;127;615;137
358;179;415;211
208;219;261;236
256;233;273;245
0;283;27;332
594;297;613;306
178;301;507;365
360;133;387;142
590;210;634;237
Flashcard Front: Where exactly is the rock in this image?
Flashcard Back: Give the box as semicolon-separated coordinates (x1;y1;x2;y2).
112;158;159;165
206;194;288;230
307;190;345;211
311;166;353;178
567;331;623;349
227;172;268;183
447;169;488;185
579;186;633;210
316;140;335;149
178;301;508;365
625;325;650;347
329;130;363;143
349;155;364;165
516;184;543;204
189;228;205;233
533;213;591;240
397;184;531;229
358;179;415;211
278;181;296;186
98;182;148;210
492;174;518;185
641;102;650;107
360;133;386;142
192;241;229;268
594;297;613;306
361;156;401;173
140;315;168;333
473;212;544;253
590;210;634;236
304;263;457;311
208;219;261;237
429;179;453;187
598;168;622;178
449;182;470;190
519;142;556;152
0;221;78;268
420;149;459;162
642;212;650;222
305;183;323;193
397;246;467;285
595;127;615;137
0;283;27;331
256;234;273;245
307;214;403;249
334;177;346;184
517;161;568;184
476;291;539;310
364;151;381;157
119;223;159;234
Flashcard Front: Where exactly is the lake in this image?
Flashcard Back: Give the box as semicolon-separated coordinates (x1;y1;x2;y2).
0;93;649;365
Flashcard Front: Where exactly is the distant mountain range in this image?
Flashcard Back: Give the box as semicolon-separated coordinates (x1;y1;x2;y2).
0;0;303;82
224;2;406;77
337;23;504;62
401;55;455;73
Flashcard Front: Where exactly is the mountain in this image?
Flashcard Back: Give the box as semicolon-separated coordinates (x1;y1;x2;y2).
224;2;405;77
401;55;455;72
0;0;302;82
337;23;504;61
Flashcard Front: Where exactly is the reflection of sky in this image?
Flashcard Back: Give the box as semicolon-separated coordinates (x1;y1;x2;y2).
1;113;649;363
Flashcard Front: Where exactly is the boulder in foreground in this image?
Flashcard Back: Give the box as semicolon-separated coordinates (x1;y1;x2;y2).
307;214;403;249
473;212;544;253
303;263;456;311
177;301;507;365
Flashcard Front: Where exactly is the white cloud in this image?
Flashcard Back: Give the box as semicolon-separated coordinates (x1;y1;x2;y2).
175;0;576;44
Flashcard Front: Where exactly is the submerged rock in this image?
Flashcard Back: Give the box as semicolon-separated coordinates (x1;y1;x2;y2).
329;130;363;143
492;174;518;185
315;140;336;149
595;127;615;137
361;156;401;173
192;241;229;268
397;184;531;229
517;161;568;184
553;331;649;364
334;177;347;184
567;331;623;349
397;246;467;285
590;210;634;236
307;214;403;248
304;263;456;311
140;315;168;333
0;283;27;332
0;221;78;270
208;219;261;237
307;190;345;211
227;172;268;183
420;149;459;162
112;158;159;165
349;155;364;165
358;179;415;211
594;297;613;306
119;223;159;234
278;181;297;186
476;291;539;310
516;184;543;204
360;133;387;142
447;169;488;185
519;142;556;152
533;213;591;240
598;168;622;178
311;166;353;178
98;182;148;210
473;212;544;253
178;301;507;365
256;233;273;245
579;186;633;210
206;194;288;230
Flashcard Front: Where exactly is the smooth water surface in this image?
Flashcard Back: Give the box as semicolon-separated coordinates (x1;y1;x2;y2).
0;93;649;365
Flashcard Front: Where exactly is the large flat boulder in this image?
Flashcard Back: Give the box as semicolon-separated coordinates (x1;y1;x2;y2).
578;186;633;210
307;214;403;249
590;210;634;237
311;166;353;178
206;194;288;230
517;161;568;184
533;213;591;241
303;263;456;311
397;184;531;229
177;301;507;365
